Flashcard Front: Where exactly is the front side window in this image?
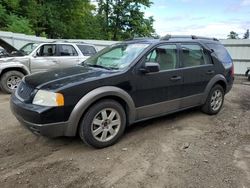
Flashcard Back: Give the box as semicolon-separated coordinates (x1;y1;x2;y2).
58;44;78;56
84;43;149;70
37;44;56;57
146;44;177;71
181;44;211;67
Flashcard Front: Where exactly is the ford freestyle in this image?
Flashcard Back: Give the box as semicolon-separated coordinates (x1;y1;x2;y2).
10;35;234;148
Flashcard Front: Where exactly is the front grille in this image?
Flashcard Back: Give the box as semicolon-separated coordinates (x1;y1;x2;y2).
16;81;34;101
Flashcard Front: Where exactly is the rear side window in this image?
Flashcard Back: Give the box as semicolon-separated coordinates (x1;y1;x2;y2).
181;44;211;67
77;45;97;56
206;43;232;64
58;44;78;56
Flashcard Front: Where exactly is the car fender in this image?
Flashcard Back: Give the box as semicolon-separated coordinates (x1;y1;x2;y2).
202;74;227;104
65;86;136;136
0;61;30;75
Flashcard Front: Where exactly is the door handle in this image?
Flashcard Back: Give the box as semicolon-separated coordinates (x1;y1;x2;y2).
170;76;182;81
206;70;215;75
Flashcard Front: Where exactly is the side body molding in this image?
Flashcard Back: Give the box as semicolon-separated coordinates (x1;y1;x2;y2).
201;74;227;104
65;86;136;136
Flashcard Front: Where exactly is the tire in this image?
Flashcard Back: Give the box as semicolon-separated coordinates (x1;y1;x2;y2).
79;99;126;148
201;84;225;115
0;71;24;94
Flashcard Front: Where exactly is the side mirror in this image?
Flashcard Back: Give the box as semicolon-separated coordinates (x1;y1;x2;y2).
33;52;39;58
140;62;160;73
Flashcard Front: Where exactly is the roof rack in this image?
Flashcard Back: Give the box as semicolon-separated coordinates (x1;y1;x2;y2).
51;40;86;44
125;36;159;41
160;35;219;41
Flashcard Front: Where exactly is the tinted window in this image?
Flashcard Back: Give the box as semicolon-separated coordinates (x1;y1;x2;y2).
77;45;97;56
58;44;78;56
181;44;210;67
37;44;56;56
146;45;177;71
206;43;232;64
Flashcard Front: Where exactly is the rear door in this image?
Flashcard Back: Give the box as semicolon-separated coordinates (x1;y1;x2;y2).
180;43;215;108
56;44;80;67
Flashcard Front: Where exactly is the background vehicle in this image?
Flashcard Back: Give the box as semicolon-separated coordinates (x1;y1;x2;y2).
11;35;234;148
245;67;250;81
0;47;8;58
0;38;24;58
0;41;97;93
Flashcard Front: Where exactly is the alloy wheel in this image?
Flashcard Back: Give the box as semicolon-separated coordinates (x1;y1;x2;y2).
91;108;121;142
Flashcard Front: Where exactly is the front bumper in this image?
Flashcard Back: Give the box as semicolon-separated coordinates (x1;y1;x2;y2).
10;94;69;138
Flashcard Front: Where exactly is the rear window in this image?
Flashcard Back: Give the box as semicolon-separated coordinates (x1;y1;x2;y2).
77;45;97;56
206;43;232;64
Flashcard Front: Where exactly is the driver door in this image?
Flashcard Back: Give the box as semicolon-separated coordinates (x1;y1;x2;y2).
133;44;183;120
30;44;58;73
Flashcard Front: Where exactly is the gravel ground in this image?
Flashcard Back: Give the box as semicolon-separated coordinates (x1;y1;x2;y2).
0;77;249;188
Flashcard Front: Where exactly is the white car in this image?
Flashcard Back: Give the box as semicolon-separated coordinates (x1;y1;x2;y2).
0;41;97;93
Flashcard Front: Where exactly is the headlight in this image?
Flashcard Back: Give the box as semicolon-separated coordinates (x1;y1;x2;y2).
33;90;64;107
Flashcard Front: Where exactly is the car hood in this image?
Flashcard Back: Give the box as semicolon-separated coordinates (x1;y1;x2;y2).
0;38;24;56
24;66;118;90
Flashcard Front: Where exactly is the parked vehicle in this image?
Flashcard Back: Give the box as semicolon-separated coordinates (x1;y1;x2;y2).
245;67;250;81
11;35;234;148
0;48;8;58
0;38;25;58
0;41;97;93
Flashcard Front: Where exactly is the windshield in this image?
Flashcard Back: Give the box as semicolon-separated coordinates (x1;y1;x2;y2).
84;43;149;70
19;43;39;55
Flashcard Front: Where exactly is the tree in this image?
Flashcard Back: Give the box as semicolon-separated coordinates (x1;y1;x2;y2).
227;31;239;39
0;4;7;27
97;0;155;40
0;1;35;35
0;0;155;40
243;29;249;39
5;14;34;34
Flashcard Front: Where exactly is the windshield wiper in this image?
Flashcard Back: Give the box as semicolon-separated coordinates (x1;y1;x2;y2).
86;64;117;70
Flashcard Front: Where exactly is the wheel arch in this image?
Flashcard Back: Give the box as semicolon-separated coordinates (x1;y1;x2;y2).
64;86;136;136
0;65;30;77
202;74;227;104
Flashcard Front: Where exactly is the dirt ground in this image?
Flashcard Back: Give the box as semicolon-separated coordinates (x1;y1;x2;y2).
0;77;249;188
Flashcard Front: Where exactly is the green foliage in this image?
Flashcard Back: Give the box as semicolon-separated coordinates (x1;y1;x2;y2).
97;0;155;40
227;31;239;39
0;4;7;27
5;14;34;34
0;0;155;40
243;29;249;39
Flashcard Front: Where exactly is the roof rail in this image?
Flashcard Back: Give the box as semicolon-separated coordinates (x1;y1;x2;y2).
125;36;159;41
160;35;219;41
51;40;86;44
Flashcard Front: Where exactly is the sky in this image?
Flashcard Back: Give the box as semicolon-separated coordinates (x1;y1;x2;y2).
144;0;250;39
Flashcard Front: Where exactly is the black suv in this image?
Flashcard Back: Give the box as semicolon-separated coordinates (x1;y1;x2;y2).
11;35;234;148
